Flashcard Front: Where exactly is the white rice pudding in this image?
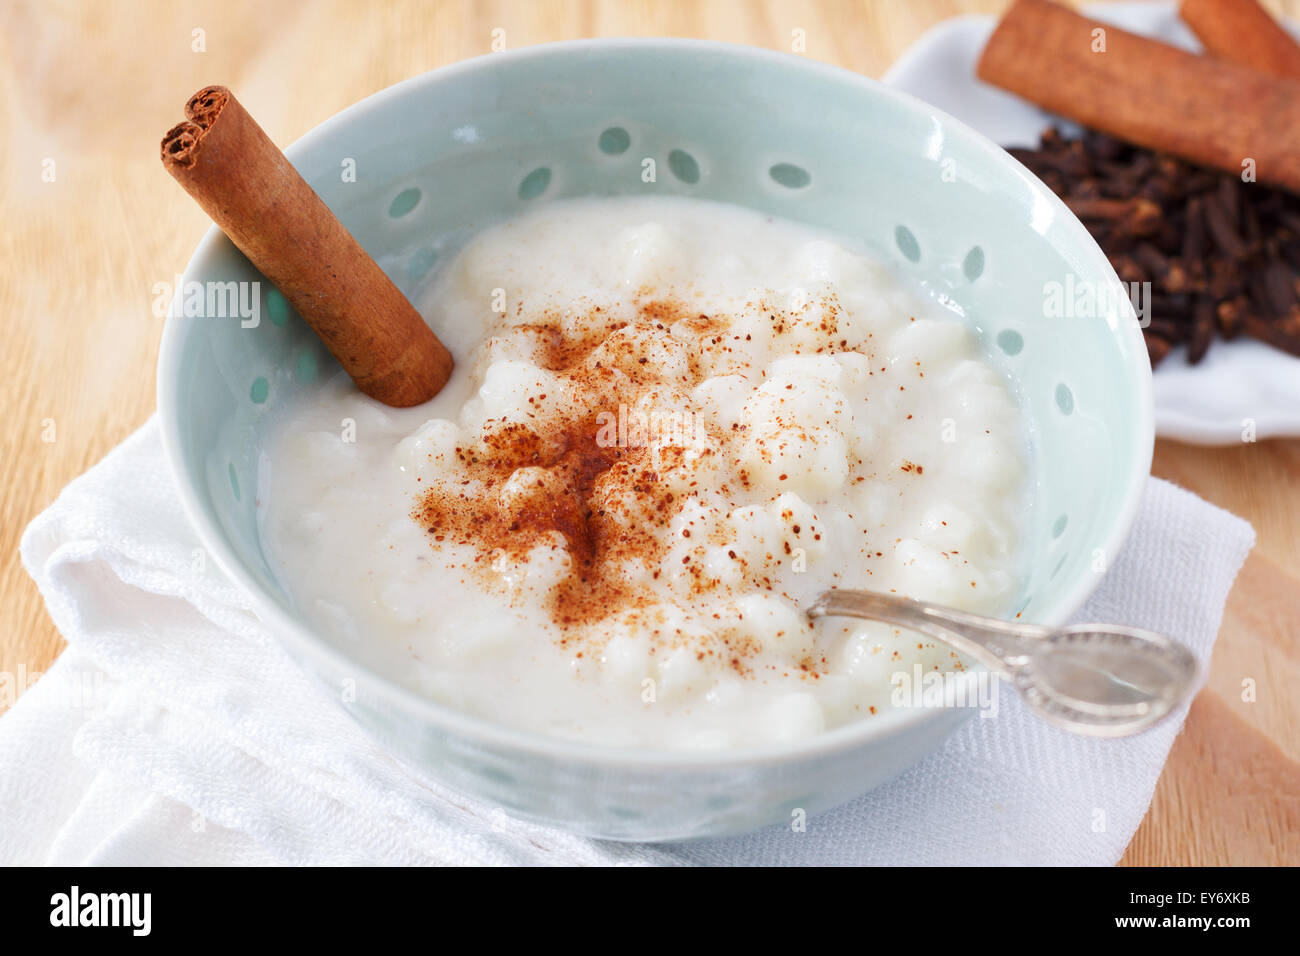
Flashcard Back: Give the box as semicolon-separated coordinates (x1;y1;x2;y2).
261;196;1026;750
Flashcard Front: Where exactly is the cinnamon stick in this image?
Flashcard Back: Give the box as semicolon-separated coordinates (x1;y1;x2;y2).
977;0;1300;194
1180;0;1300;80
161;86;453;407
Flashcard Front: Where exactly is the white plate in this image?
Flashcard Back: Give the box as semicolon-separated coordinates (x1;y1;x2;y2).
884;1;1300;444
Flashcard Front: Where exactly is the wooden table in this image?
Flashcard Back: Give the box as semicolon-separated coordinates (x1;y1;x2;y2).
2;0;1296;865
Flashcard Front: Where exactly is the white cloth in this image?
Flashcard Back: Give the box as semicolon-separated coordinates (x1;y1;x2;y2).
2;419;1254;865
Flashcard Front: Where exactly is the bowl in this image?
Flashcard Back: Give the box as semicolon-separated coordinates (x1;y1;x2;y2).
157;39;1153;841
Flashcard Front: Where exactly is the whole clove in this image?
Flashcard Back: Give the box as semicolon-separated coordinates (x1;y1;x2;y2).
1188;298;1216;364
1012;127;1300;365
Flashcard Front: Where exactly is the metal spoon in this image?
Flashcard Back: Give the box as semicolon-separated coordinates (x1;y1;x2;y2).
807;589;1201;737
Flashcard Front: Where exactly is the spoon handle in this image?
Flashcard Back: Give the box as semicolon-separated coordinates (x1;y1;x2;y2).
808;590;1201;737
808;590;1050;672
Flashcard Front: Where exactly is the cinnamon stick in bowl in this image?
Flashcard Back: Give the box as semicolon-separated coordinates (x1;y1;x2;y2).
162;86;453;407
976;0;1300;194
1181;0;1300;79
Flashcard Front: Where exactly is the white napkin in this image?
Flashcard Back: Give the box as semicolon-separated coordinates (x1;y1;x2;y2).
2;418;1253;865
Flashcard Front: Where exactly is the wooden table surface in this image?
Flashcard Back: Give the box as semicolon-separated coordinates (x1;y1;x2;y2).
3;0;1296;865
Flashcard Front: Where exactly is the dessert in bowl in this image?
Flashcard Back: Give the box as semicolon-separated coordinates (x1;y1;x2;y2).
158;40;1153;840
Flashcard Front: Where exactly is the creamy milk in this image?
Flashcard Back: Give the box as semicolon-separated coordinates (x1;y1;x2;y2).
259;196;1026;750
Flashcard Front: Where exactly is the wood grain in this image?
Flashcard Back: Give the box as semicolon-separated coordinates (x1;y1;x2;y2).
2;0;1296;865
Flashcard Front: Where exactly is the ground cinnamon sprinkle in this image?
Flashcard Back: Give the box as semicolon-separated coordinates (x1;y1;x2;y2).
410;288;853;672
413;410;678;629
412;297;721;633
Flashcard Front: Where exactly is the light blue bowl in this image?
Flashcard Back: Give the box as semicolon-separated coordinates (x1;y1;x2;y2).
158;39;1153;841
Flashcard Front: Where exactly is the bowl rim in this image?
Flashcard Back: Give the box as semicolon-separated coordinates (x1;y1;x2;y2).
157;36;1154;770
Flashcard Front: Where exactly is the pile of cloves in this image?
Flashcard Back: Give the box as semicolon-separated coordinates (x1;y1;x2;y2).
1009;127;1300;366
